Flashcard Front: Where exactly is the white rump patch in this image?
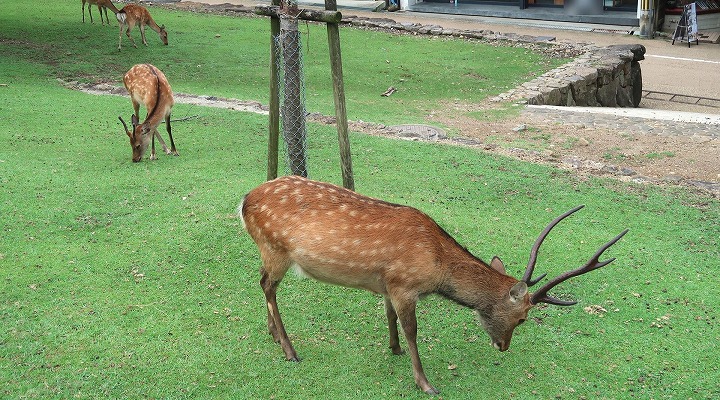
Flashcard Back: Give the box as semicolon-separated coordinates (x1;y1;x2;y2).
237;197;247;230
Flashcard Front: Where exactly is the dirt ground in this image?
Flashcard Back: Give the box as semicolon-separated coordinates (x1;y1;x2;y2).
429;100;720;188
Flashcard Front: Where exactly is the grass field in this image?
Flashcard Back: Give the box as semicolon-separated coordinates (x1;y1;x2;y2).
1;1;719;399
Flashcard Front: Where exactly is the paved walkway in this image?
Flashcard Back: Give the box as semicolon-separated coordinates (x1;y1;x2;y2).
523;105;720;138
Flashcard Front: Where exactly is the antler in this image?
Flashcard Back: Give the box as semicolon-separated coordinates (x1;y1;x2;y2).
522;205;585;286
118;116;131;135
530;228;629;306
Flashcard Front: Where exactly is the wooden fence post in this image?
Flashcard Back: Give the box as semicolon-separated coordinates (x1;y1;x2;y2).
256;3;353;186
267;0;281;180
325;0;354;191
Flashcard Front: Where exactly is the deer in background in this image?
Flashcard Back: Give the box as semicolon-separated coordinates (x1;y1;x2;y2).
119;64;178;162
240;175;628;394
82;0;120;26
116;3;168;50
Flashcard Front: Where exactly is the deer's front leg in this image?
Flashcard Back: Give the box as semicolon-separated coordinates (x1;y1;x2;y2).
391;294;439;395
150;133;157;161
132;102;141;121
102;7;109;26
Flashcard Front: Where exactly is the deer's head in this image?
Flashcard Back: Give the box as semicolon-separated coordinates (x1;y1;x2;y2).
159;25;168;45
119;115;152;162
464;257;531;352
478;206;628;352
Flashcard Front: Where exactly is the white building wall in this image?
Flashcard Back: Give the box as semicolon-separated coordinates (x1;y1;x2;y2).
400;0;416;10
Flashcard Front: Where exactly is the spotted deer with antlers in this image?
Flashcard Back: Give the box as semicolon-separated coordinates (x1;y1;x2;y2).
119;64;177;162
115;4;168;50
240;175;628;394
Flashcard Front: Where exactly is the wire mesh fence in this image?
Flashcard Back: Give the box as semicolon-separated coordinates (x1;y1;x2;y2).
274;18;308;177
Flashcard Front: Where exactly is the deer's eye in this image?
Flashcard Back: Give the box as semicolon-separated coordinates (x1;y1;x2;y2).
518;319;526;325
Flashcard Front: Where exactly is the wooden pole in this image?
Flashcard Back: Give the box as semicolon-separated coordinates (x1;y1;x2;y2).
325;0;354;190
266;0;281;181
255;6;342;23
256;1;353;186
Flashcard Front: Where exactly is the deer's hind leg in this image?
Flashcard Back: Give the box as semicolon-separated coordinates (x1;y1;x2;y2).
118;25;123;50
140;25;148;46
120;22;138;49
152;129;169;155
126;27;138;48
384;296;404;355
258;252;298;362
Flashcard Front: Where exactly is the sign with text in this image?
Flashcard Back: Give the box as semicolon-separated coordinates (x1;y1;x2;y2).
672;3;700;46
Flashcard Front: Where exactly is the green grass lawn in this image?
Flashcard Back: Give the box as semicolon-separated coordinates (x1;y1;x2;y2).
1;1;719;399
0;0;562;125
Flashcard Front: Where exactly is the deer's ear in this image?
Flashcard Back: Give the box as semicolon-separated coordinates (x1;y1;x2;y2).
131;114;139;126
490;256;506;275
509;281;528;303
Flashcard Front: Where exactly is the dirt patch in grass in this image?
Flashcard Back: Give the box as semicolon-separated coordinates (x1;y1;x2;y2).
429;101;720;194
69;79;719;197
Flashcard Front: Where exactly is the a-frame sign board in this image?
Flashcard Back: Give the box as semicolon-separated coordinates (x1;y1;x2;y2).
672;3;700;47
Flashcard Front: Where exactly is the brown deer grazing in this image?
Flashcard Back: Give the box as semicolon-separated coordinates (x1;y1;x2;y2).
82;0;120;26
119;64;177;162
240;175;628;394
115;4;168;50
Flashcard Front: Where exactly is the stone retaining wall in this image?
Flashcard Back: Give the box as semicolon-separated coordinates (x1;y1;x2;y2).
494;44;646;107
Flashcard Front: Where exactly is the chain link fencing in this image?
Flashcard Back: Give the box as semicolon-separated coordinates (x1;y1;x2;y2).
274;22;309;177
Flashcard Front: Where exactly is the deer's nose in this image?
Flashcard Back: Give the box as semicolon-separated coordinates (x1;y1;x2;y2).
492;341;509;352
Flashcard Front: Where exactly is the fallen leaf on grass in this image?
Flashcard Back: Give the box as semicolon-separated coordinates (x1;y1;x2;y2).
584;305;607;315
381;87;397;97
